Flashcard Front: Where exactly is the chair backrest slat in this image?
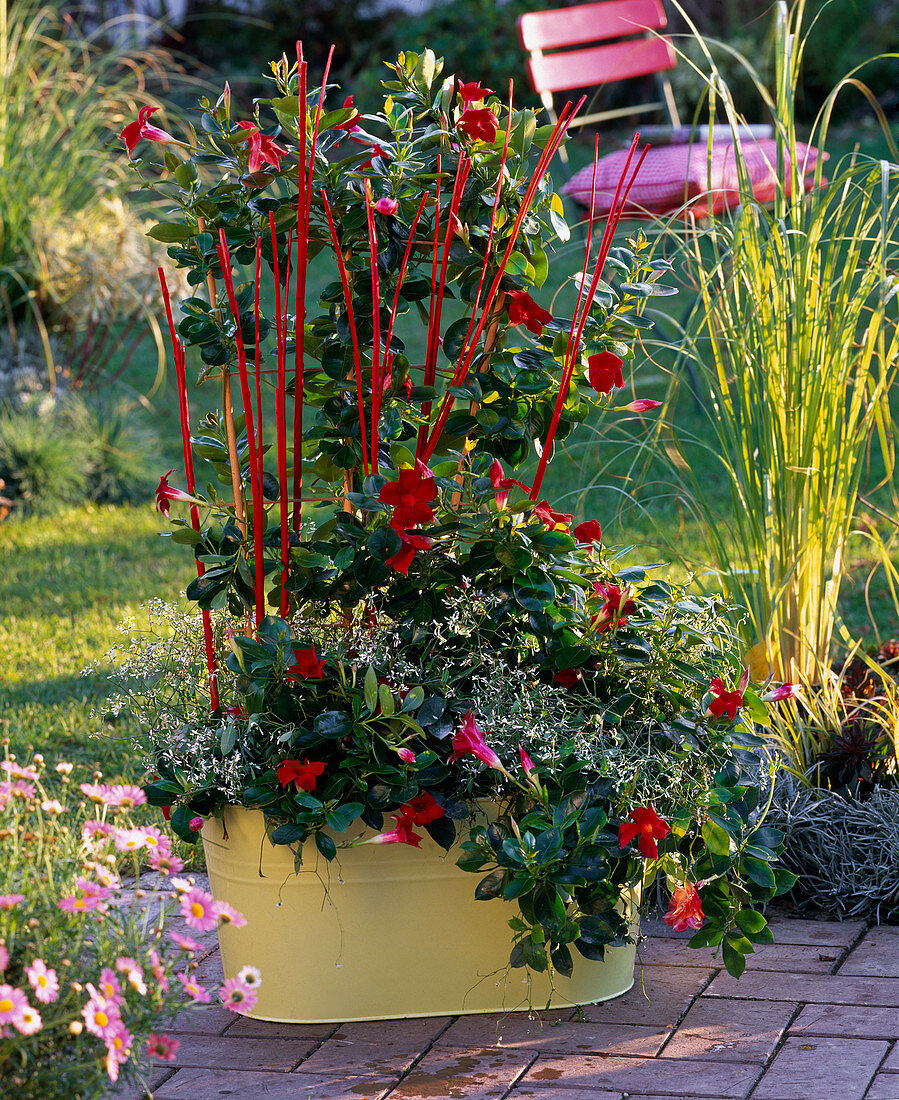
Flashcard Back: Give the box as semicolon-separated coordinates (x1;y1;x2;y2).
527;36;676;95
518;0;667;53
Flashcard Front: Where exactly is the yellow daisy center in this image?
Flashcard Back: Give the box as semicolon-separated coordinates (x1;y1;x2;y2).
190;902;205;919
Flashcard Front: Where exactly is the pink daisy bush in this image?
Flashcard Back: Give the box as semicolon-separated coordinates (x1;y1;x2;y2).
0;751;258;1095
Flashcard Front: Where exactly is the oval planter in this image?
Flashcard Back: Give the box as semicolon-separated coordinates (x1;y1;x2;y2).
202;806;639;1023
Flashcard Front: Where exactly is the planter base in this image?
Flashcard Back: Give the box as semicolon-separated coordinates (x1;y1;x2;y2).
203;808;638;1024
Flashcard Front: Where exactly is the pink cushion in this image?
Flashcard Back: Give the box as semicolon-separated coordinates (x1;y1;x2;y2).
563;139;826;217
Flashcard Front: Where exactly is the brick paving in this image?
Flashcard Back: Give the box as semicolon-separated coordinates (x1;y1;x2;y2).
116;908;899;1100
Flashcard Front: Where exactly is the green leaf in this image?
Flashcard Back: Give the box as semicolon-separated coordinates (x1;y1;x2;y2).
743;855;777;890
721;938;747;978
170;805;199;844
220;723;237;755
271;823;306;845
475;869;506;900
147;221;195;243
734;909;768;936
364;665;378;713
315;832;337;861
378;683;395;717
701;818;732;858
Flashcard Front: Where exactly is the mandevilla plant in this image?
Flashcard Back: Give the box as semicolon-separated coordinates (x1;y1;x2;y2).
119;44;797;982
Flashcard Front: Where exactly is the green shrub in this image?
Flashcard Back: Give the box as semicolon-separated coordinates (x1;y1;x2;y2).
0;395;156;515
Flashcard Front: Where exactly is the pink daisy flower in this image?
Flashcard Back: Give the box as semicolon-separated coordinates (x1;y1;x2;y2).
104;1023;132;1082
169;931;203;953
0;761;39;781
115;958;146;995
0;985;28;1027
180;886;218;933
58;894;102;914
148;847;184;875
82;989;122;1040
176;972;211;1003
40;799;65;815
15;1003;42;1035
236;965;262;989
114;827;152;852
220;976;259;1014
76;876;114;900
149;950;169;994
81;819;115;846
97;967;122;1002
105;784;147;808
146;1032;180;1061
79;782;109;803
25;960;58;1005
215;900;246;927
7;781;35;799
0;895;24;912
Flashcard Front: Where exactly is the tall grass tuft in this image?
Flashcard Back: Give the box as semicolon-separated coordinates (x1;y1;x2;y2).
662;0;899;680
0;0;186;389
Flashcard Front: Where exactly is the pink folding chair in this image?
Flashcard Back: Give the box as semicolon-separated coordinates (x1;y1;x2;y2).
518;0;823;217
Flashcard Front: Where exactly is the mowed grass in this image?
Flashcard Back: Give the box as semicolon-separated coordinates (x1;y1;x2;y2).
0;504;194;775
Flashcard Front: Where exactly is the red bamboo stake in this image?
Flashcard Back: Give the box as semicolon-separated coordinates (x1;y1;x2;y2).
215;230;266;624
530;136;649;500
381;191;429;391
421;99;583;461
290;42;334;533
414;156;471;458
269;213;290;617
254;237;264;476
158;268;219;709
363;181;383;474
415;169;444;460
321;190;371;476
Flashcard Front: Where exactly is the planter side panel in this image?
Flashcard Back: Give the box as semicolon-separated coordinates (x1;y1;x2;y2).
203;807;637;1023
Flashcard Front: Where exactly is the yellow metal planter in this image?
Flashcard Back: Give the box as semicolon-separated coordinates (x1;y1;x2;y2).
202;806;638;1023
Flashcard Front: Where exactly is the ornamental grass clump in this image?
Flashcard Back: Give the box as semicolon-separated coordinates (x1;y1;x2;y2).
120;45;799;980
660;0;899;682
0;750;257;1099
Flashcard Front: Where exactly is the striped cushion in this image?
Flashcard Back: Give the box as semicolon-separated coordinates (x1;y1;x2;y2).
563;139;825;217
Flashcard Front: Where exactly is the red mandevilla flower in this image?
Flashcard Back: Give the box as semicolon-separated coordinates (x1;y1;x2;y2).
120;106;177;158
587;350;625;394
386;531;433;575
448;711;505;772
371;814;424;848
707;668;750;720
592;582;637;632
333;94;362;134
378;464;438;532
618;804;671;859
489;459;530;511
458;106;499;143
573;519;602;545
621;398;663;413
276;759;325;792
155;471;201;518
663;882;705;932
235;121;288;174
357;143;389;170
533;500;573;532
286;645;327;680
373;196;399;216
458;81;493;104
506;289;553;336
402;792;445;825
